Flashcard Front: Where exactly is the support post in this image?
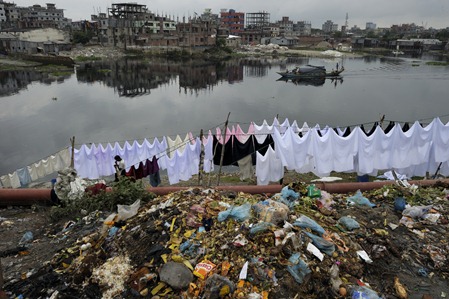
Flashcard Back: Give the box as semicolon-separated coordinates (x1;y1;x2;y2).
198;129;205;187
70;136;75;168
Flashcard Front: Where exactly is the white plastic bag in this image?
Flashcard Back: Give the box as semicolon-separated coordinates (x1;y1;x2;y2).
117;199;141;221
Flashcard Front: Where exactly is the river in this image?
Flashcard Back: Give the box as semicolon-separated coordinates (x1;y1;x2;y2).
1;54;449;176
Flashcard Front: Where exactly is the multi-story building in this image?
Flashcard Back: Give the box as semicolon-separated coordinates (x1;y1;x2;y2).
19;3;69;29
276;17;294;36
107;3;177;47
366;22;377;30
177;16;215;49
294;21;312;36
0;2;6;22
220;9;244;35
0;1;69;30
245;11;270;29
322;20;338;33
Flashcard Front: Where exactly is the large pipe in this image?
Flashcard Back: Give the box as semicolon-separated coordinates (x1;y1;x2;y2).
1;179;449;206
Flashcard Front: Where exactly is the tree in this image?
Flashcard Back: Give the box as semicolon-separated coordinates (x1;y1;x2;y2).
436;29;449;41
72;31;92;45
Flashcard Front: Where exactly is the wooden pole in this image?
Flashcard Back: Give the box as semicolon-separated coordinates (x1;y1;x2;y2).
217;112;231;186
198;129;205;187
0;258;3;290
70;136;75;168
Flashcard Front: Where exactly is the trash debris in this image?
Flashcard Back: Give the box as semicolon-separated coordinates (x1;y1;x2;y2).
2;180;449;298
347;189;376;207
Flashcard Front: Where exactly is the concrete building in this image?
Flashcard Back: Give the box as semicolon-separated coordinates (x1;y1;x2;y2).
0;2;6;22
1;28;71;54
366;22;377;30
276;17;294;36
322;20;338;33
106;3;176;48
19;3;69;29
220;9;244;35
294;21;312;36
245;11;270;29
177;17;215;49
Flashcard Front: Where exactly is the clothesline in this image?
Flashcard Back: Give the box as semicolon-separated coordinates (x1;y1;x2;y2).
2;116;449;188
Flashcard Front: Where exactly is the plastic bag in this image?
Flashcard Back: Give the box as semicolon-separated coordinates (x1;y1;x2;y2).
338;216;360;231
217;203;252;222
394;197;407;212
117;199;141;221
249;222;276;235
253;200;289;225
19;231;34;245
278;187;299;208
346;190;376;207
281;186;299;200
286;253;311;284
293;214;325;236
307;184;322;198
402;205;433;219
304;231;335;256
350;285;381;299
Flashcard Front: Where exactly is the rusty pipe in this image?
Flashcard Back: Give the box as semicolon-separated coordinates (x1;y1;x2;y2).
1;179;449;206
0;189;52;206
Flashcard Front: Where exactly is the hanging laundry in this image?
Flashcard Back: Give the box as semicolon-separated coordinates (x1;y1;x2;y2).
212;135;234;166
256;145;284;185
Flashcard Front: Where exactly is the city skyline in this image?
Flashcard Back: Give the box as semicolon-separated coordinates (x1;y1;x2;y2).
15;0;449;30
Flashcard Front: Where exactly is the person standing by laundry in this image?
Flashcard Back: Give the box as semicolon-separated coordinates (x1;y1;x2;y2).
114;155;126;182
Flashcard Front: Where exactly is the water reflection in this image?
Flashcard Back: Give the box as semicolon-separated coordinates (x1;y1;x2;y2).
0;56;332;98
0;70;71;97
74;57;322;97
276;76;343;87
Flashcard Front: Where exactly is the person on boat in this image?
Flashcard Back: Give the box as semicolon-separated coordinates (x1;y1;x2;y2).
114;155;126;182
336;62;339;71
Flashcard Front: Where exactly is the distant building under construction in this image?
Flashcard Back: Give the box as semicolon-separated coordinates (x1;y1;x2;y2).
245;11;270;29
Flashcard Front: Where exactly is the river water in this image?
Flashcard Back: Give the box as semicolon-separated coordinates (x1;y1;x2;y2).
1;54;449;176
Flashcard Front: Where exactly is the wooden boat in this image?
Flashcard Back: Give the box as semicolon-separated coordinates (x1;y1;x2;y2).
277;65;344;79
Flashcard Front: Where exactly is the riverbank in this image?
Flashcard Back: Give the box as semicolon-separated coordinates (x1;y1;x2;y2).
0;45;362;71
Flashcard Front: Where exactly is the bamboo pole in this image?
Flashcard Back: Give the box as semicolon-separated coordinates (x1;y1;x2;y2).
217;112;231;186
198;129;205;187
0;258;3;290
70;136;75;168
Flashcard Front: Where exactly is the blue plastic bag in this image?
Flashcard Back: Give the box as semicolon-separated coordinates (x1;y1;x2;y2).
394;197;407;212
286;253;311;284
350;285;381;299
304;231;335;256
281;186;299;200
217;203;252;222
249;222;276;235
338;216;360;231
347;190;376;207
293;214;325;236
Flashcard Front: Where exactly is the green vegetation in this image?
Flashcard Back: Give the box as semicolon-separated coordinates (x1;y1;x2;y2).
72;30;94;45
49;177;156;221
426;61;449;66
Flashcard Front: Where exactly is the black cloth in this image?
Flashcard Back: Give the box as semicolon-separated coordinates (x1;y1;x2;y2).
212;135;234;166
384;121;395;134
402;122;410;132
360;122;378;136
232;135;256;165
254;134;274;156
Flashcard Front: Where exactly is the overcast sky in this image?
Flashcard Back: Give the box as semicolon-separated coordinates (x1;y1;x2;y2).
16;0;449;29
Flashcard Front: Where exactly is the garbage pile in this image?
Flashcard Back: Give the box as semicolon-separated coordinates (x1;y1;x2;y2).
3;180;449;298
